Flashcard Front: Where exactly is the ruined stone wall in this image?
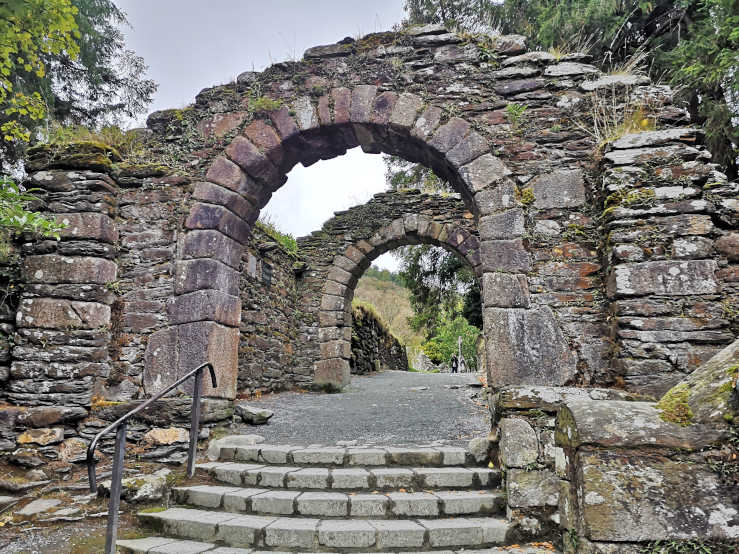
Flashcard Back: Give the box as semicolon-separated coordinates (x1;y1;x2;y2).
351;305;408;374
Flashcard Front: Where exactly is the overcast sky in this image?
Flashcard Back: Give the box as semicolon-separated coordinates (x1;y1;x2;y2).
116;1;407;270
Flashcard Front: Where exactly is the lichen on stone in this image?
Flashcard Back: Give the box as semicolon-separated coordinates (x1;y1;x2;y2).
656;383;694;426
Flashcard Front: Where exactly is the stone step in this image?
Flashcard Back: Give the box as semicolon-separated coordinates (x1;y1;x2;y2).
138;508;512;550
118;536;557;554
196;463;499;491
173;486;506;518
215;444;473;467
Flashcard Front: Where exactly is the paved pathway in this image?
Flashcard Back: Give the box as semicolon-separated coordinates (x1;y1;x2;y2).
239;370;489;447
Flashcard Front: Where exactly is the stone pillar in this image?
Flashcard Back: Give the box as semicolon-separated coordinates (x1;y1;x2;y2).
9;150;119;410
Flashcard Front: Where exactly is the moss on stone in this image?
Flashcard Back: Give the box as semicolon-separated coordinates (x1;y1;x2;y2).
26;140;122;172
515;187;535;206
656;383;694;426
112;161;172;179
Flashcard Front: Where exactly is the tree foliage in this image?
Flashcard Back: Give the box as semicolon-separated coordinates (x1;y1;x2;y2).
0;178;65;260
0;0;156;167
403;0;739;175
422;314;480;370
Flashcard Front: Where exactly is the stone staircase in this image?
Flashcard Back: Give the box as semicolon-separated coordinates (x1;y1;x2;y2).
118;443;550;554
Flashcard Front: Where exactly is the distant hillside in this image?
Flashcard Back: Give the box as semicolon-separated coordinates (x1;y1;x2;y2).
353;270;425;359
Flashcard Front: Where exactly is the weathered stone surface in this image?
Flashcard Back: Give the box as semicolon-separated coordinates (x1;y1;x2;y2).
580;74;650;91
16;297;110;329
507;469;559;507
167;289;241;327
175;258;241;296
482;272;530;308
499;418;539;468
58;437;88;463
304;42;354;59
610;128;699;150
226;135;282;186
460;154;512;192
607;260;719;297
484;307;577;386
16;498;62;516
100;468;171;503
494;79;546;96
664;338;739;426
16;427;64;446
197;112;246;138
144;427;189;445
481;239;531;272
604;144;702;165
23;255;116;284
544;62;599;76
235;404;273;425
184;203;253;244
715;233;739;262
527;169;585;209
192;182;256;222
493;34;527;55
55;213;118;243
556;399;724;450
350;85;377;124
182;230;244;270
479;209;524;240
575;449;738;541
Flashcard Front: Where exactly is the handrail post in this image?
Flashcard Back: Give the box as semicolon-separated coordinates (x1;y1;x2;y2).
104;421;127;554
187;366;204;478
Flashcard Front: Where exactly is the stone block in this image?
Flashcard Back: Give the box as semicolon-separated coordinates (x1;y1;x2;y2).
184;203;253;244
484;307;577;386
499;418;539;468
251;491;299;515
386;447;442;466
416;467;473;488
292;96;318;131
430;117;470;154
556;399;723;450
438;446;466;465
437;490;504;515
389;492;439;516
411;105;443;140
257;466;297;488
192;182;256;222
16;297;110;330
314;358;350;387
372;520;426;548
16;427;64;446
370;468;414;489
350;494;388;517
174;259;241;296
243;120;284;167
216;514;275;546
607;260;719;297
23;255;116;284
350;85;378;124
447;131;489;168
604;144;701;165
576;449;738;541
715;233;739;262
205;156;247;192
482;272;530;308
480;239;531;273
528;169;586;209
479;209;524;240
389;93;424;131
474;179;518;214
222;488;264;512
370;91;398;125
346;448;386;466
318;519;375;548
55;212;118;243
258;445;292;464
181;230;243;270
460;154;512;193
494;78;546;96
285;468;329;489
264;517;318;548
177;321;239;399
610;128;699;150
292;447;345;465
226;136;282;186
167;290;241;327
421;518;483;547
507;469;559;507
297;492;348;517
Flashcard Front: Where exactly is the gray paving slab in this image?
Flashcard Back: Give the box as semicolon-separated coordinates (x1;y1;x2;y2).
251;490;300;515
216;515;276;547
331;468;370;489
370;519;426;549
349;494;389;517
297;491;349;517
286;467;330;489
388;491;440;516
318;519;376;548
264;517;319;549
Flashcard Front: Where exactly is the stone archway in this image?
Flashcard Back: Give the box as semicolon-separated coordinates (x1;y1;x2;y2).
154;83;535;397
316;215;482;385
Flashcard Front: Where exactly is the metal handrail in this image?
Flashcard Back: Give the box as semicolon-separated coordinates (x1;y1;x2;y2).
86;362;217;554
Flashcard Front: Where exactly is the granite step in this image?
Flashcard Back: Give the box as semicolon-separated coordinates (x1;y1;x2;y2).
138;508;513;550
214;444;472;467
173;486;506;518
196;463;499;491
117;536;556;554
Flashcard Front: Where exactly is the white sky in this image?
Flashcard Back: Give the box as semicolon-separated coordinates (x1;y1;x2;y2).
116;1;407;270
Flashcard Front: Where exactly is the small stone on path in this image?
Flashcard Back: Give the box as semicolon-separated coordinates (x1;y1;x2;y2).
235;404;274;424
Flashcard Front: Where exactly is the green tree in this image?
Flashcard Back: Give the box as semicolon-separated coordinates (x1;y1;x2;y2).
1;0;156;168
422;313;480;370
0;178;65;260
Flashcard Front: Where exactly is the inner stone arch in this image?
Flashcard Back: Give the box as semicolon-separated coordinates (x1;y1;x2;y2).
314;212;482;386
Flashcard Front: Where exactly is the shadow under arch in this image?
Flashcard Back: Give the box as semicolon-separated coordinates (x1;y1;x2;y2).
316;215;482;386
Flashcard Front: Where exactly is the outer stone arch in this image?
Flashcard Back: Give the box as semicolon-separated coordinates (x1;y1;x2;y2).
164;82;532;397
316;215;483;386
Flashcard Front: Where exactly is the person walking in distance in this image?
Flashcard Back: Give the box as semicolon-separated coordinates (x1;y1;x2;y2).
450;354;458;374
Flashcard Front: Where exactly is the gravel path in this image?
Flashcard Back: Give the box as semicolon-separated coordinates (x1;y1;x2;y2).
239;370;489;447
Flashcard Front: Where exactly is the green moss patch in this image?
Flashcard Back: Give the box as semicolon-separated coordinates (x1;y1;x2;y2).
656;383;694;426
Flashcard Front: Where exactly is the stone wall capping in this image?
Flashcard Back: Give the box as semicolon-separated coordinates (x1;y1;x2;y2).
556;398;726;450
608;127;701;150
496;386;648;412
